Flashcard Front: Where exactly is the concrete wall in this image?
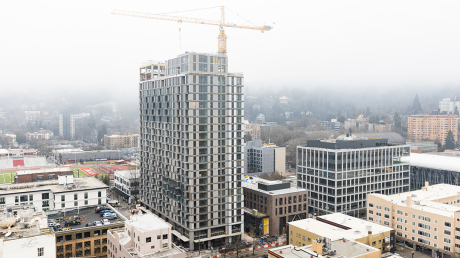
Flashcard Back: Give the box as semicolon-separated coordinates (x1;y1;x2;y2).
274;147;286;176
0;233;56;258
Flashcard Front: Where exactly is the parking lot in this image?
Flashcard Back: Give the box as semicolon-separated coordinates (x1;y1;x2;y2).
48;206;124;230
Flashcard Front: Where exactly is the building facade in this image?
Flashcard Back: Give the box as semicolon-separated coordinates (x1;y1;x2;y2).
104;134;139;150
243;177;308;236
114;170;140;204
407;114;458;145
138;53;244;250
439;98;460;114
245;139;286;175
59;113;75;140
288;213;395;253
367;183;460;258
0;176;107;211
244;123;261;140
107;214;186;258
15;167;73;183
26;130;54;141
296;139;410;217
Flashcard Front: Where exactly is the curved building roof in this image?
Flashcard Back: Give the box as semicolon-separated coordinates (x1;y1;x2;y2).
337;132;406;145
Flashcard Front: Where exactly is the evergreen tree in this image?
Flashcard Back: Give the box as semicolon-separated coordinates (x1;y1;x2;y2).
412;94;422;114
454;106;459;116
393;112;401;129
444;130;456;150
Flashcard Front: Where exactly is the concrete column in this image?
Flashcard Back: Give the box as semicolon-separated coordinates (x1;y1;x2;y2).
189;231;195;251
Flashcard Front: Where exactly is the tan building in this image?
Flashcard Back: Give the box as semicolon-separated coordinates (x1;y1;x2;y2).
104;134;139;149
244;123;261;140
269;239;381;258
408;114;458;145
368;183;460;258
288;213;394;253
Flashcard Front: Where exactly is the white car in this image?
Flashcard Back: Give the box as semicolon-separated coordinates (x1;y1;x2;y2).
101;218;110;225
93;221;102;227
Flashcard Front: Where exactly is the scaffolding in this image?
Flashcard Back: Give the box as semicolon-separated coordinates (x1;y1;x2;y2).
410;166;460;190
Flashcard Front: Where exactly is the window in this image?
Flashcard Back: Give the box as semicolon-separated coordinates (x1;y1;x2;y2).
163;234;167;239
98;199;101;204
163;243;168;248
368;217;373;221
42;201;49;207
146;237;151;243
376;205;382;210
29;194;33;201
0;197;4;204
42;193;49;199
38;247;44;256
74;194;78;200
84;200;88;205
61;195;65;201
84;192;88;199
384;207;390;212
369;203;374;207
397;210;403;215
15;196;19;203
157;235;161;239
61;203;65;208
445;222;452;227
151;246;155;249
444;246;451;252
369;210;374;214
74;201;78;207
98;191;101;197
444;230;451;236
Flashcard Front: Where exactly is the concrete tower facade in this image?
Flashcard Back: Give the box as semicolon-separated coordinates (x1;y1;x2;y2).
139;53;244;250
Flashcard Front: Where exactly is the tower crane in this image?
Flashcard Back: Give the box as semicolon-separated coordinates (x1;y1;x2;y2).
112;6;272;55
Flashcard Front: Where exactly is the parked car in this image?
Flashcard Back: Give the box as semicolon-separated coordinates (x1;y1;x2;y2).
95;206;111;213
54;217;64;223
93;221;102;227
101;218;110;225
104;214;117;220
61;227;71;231
48;221;56;227
100;210;114;217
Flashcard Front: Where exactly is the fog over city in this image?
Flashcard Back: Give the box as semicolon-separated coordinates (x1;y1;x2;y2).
2;0;460;108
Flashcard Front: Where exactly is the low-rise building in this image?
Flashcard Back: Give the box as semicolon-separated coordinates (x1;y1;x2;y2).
114;170;140;204
368;183;460;257
107;213;186;258
0;204;55;258
104;134;139;150
245;139;286;175
15;167;73;183
243;177;308;236
0;175;107;212
288;213;394;252
26;130;54;141
57;150;123;163
269;239;381;258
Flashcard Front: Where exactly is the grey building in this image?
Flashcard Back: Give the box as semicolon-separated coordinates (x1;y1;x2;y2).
296;138;410;217
245;139;286;175
138;53;244;250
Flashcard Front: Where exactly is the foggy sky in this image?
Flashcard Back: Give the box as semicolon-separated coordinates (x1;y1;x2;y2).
1;0;460;99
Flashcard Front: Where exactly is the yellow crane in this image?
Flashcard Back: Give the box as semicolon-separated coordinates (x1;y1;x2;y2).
112;6;272;55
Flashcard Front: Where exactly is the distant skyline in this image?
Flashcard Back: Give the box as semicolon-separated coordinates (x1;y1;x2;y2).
1;0;460;99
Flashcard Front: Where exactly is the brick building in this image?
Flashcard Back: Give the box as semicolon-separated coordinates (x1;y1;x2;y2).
15;167;73;183
243;177;308;236
408;114;458;145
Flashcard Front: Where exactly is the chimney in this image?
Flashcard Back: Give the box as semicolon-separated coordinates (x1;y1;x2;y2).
407;195;412;208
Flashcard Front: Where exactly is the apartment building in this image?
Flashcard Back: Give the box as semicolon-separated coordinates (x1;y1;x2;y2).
104;134;139;149
297;138;410;217
288;213;395;252
368;183;460;258
26;129;54;140
59;113;75;140
114;169;140;204
243;177;308;236
107;214;186;258
245;139;286;175
407;114;458;145
244;122;261;140
138;53;244;250
439;98;460;114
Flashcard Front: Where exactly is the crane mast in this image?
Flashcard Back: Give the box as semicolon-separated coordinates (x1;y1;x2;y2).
112;6;272;55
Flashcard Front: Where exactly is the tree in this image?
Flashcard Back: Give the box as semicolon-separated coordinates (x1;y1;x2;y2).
454;106;459;116
97;124;108;145
15;132;26;144
102;175;110;186
444;130;456;150
337;110;345;123
393;112;401;129
412;94;422;114
369;114;380;124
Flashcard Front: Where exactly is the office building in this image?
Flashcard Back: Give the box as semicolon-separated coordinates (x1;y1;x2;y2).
0;175;107;211
439;98;460;114
367;183;460;257
243;177;308;236
269;239;381;258
296;138;410;217
138;53;244;250
114;169;140;204
108;214;186;258
0;204;55;258
245;139;286;175
288;213;394;252
401;152;460;190
104;134;139;149
407;114;458;145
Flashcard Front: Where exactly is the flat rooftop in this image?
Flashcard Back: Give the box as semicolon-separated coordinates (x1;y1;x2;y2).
303;139;390;149
16;167;72;175
128;214;170;232
269;239;380;258
370;184;460;218
289;213;393;240
402;153;460;173
0;176;108;195
0;204;53;241
243;177;307;196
